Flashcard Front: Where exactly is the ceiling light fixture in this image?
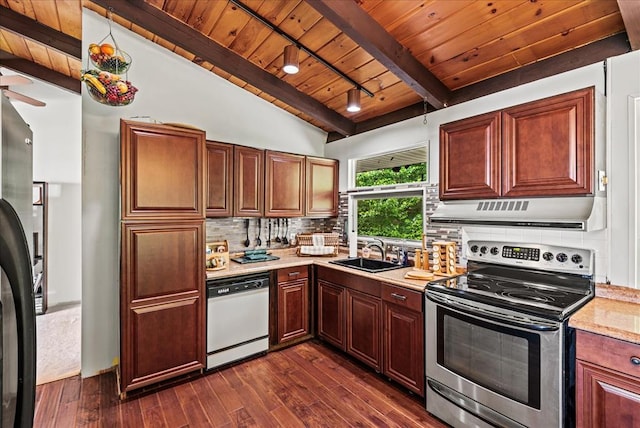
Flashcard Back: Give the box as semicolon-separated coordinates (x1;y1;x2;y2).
282;45;299;74
347;88;361;112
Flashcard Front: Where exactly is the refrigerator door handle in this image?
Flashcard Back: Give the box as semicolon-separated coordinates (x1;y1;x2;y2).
0;198;36;428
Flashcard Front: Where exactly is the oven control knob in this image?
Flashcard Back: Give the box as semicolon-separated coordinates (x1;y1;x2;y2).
571;254;583;264
556;252;568;263
480;246;488;254
543;252;554;261
490;247;499;255
470;245;479;253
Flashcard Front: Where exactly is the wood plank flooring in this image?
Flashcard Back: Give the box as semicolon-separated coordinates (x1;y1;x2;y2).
34;340;448;427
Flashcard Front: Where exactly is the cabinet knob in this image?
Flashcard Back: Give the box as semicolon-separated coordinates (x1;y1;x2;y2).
631;356;640;366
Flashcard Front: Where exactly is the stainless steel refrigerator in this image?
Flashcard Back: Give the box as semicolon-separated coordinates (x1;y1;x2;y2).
0;94;36;428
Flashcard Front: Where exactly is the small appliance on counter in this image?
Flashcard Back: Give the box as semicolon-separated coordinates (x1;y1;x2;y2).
231;249;280;264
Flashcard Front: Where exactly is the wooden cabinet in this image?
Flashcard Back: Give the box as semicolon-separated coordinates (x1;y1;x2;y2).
119;120;205;395
439;111;501;200
265;150;305;217
576;330;640;427
120;221;205;394
305;157;339;217
317;279;345;350
440;87;594;200
316;266;425;395
205;141;233;217
382;284;424;396
275;266;310;345
233;145;264;217
346;289;382;371
120;121;205;220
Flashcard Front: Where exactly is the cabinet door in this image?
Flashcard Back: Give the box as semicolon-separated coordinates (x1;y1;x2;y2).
383;302;424;396
265;151;305;217
439;111;501;200
233;146;264;217
277;278;310;343
576;359;640;428
120;221;205;393
317;280;345;351
305;157;339;217
120;120;205;220
346;289;382;371
502;87;594;197
205;141;233;217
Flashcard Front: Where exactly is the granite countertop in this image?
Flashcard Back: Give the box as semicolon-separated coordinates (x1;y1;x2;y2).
206;248;439;292
569;284;640;345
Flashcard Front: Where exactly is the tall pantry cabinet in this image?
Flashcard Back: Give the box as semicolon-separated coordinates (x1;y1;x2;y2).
119;120;206;395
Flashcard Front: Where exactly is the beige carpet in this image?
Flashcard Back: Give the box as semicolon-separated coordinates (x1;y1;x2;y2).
36;302;81;385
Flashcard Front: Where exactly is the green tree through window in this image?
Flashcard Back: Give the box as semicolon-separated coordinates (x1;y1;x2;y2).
355;163;425;240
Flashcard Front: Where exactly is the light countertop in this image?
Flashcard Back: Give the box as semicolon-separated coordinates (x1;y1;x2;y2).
569;284;640;345
206;248;442;292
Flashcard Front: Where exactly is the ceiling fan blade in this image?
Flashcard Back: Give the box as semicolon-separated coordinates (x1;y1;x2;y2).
0;75;33;86
2;89;46;107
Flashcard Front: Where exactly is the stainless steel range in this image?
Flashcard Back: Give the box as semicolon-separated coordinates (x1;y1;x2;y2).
425;240;595;428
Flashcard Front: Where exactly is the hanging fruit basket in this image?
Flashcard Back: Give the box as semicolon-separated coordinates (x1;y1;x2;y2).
82;70;138;106
83;10;139;107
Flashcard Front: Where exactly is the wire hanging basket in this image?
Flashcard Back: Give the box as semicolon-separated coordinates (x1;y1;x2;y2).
82;10;138;106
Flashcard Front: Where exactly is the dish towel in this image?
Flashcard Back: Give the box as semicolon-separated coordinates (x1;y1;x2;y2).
299;245;335;255
312;234;325;246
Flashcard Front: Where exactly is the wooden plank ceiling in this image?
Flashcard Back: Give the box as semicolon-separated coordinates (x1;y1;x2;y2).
0;0;636;139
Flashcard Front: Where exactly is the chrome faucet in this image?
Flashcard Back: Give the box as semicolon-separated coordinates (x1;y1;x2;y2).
364;239;386;260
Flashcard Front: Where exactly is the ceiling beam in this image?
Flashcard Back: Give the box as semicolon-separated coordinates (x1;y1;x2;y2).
89;0;355;136
306;0;450;110
0;50;80;94
449;32;631;106
0;5;81;60
327;33;630;142
617;0;640;50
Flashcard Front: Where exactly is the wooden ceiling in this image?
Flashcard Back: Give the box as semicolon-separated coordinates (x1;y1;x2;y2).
1;0;638;139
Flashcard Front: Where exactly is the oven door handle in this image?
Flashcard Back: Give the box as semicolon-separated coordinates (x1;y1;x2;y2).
427;293;560;331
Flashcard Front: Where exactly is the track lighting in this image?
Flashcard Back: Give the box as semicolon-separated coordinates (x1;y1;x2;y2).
347;88;361;112
283;45;299;74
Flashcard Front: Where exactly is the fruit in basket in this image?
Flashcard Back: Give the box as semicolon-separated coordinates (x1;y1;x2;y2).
100;43;115;56
81;69;138;106
89;43;101;55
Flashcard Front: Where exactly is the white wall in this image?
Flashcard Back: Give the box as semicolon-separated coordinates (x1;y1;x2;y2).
81;9;328;376
3;68;83;306
326;54;640;286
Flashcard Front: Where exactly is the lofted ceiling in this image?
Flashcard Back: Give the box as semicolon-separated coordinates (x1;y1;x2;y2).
1;0;638;140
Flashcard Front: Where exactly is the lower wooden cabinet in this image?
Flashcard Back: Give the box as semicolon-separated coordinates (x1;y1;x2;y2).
576;330;640;427
276;266;310;344
316;266;425;396
317;279;346;350
347;289;382;371
120;221;205;394
382;284;424;396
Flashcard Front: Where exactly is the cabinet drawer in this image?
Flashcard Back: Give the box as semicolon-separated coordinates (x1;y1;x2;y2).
317;265;380;297
576;330;640;378
381;283;422;312
278;266;308;283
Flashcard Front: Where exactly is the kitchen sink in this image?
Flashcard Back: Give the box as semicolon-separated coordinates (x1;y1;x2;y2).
329;257;404;273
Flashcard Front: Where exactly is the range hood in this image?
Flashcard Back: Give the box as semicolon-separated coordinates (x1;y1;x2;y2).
430;196;605;231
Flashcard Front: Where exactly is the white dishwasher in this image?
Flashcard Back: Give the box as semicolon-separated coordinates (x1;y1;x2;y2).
206;272;270;370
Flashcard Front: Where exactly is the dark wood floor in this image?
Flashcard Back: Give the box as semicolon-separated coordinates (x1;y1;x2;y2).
34;340;448;427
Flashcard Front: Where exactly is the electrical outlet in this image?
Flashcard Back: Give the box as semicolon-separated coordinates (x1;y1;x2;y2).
598;170;607;192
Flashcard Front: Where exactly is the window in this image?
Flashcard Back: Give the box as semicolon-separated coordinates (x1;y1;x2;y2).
348;145;428;244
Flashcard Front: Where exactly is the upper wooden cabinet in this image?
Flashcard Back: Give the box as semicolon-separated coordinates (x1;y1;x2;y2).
205;141;233;217
265;150;305;217
440;111;501;200
306;157;339;217
120;121;205;220
233;145;264;217
502;87;593;197
439;87;594;200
